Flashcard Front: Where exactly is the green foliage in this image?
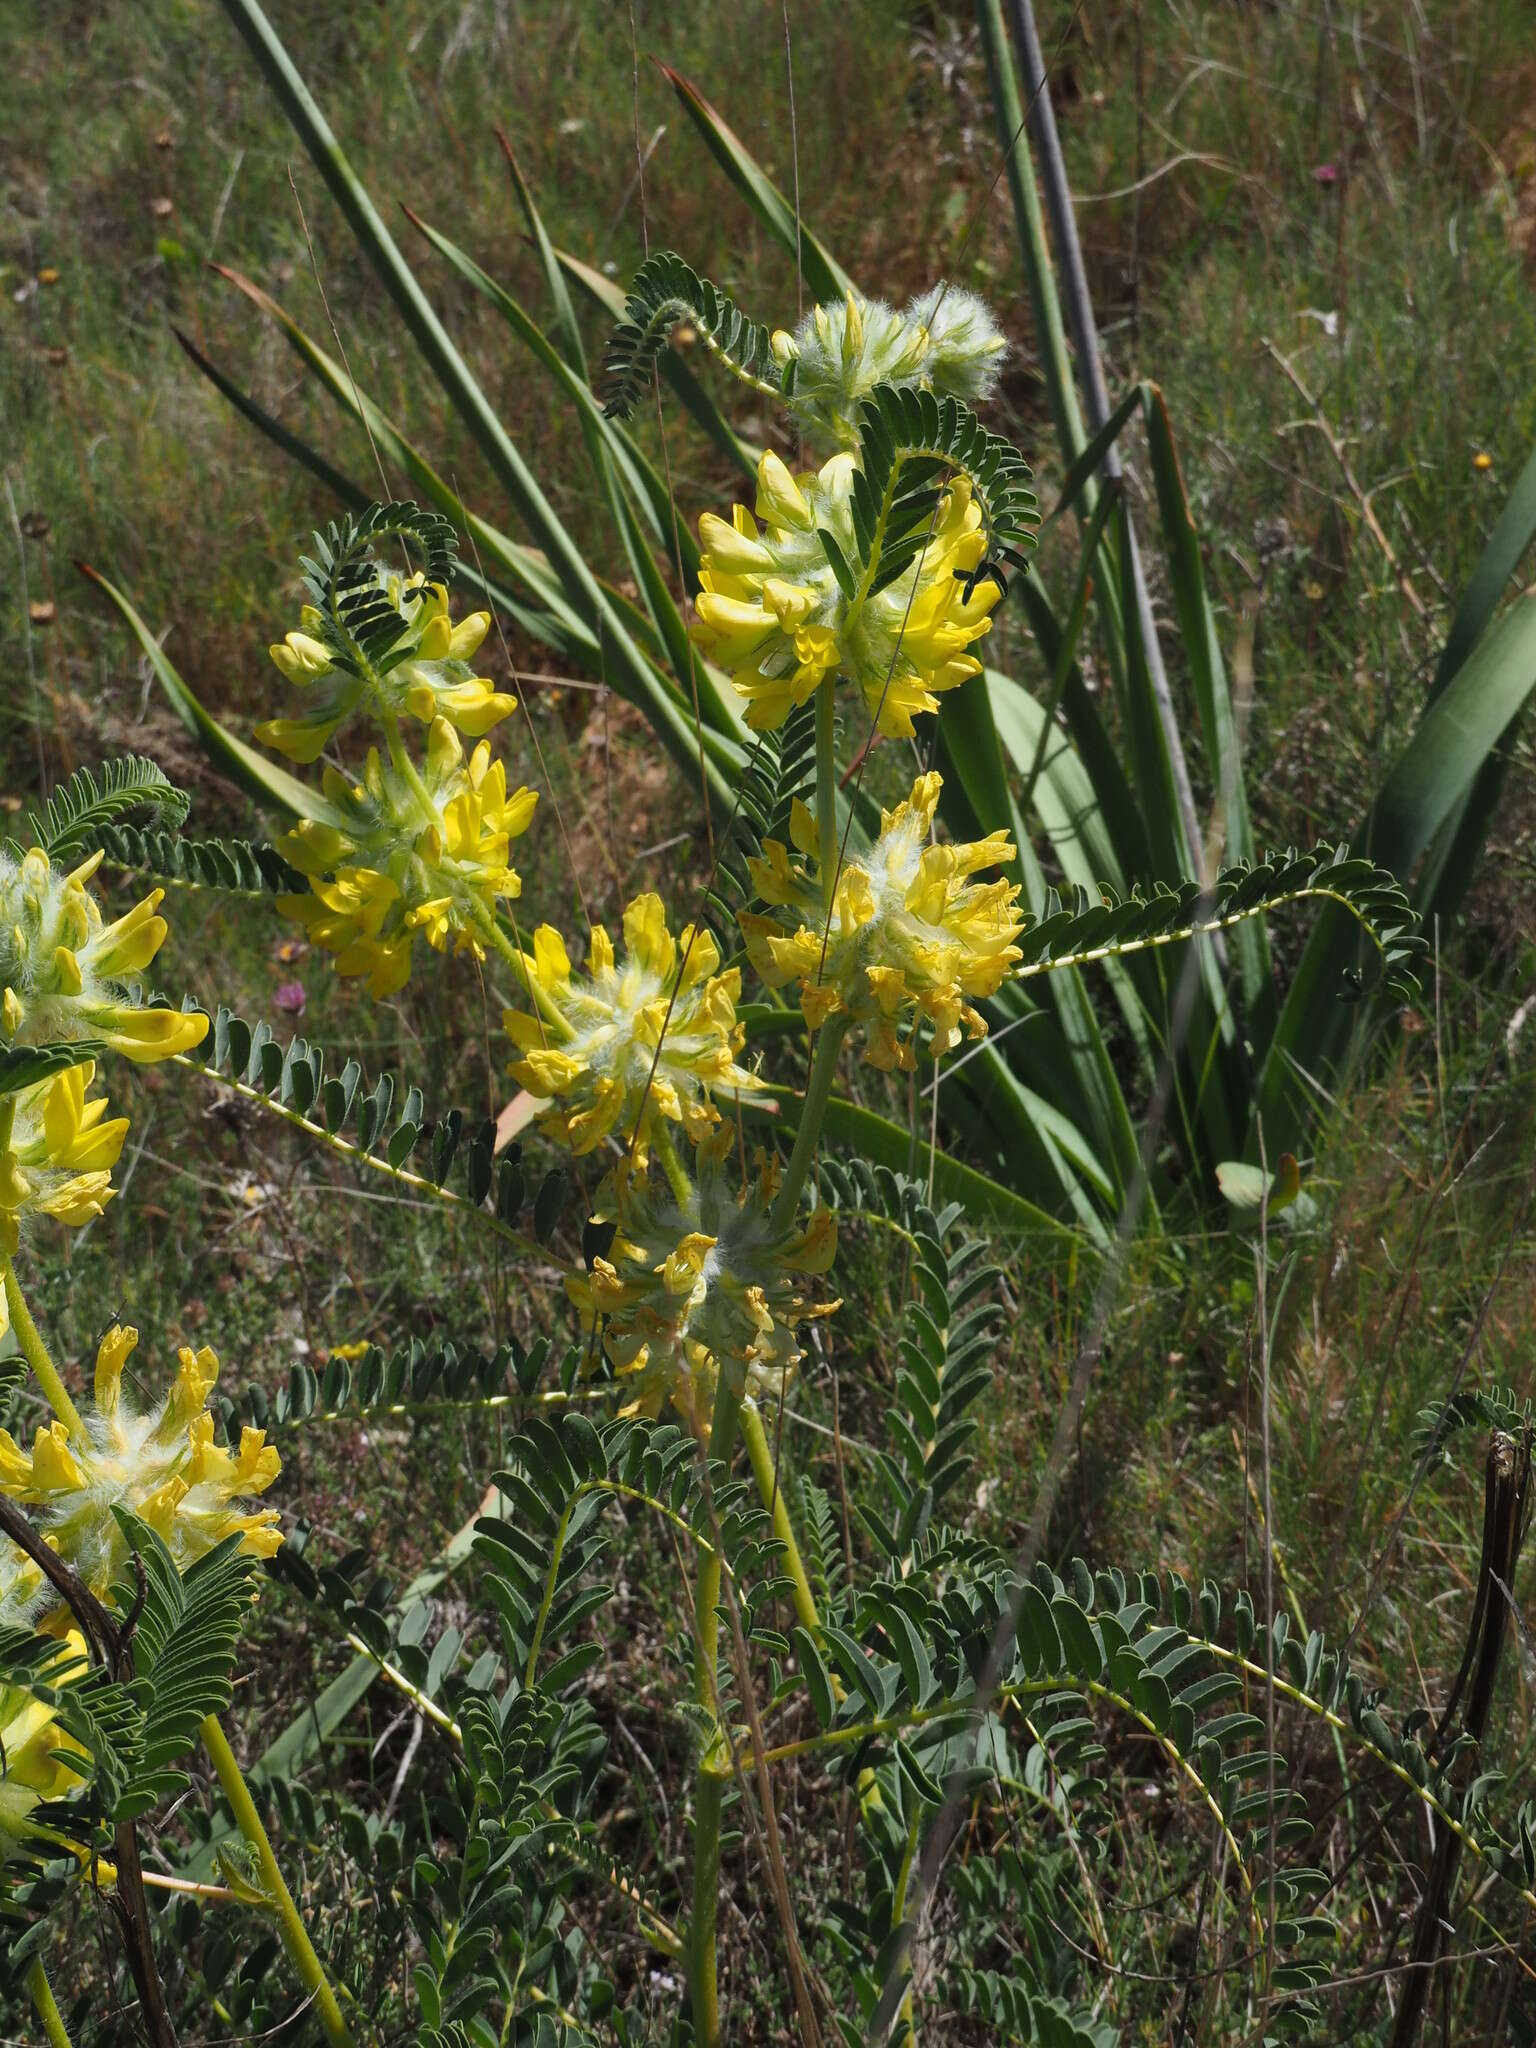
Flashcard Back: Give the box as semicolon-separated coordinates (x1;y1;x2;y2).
0;1042;109;1097
602;249;780;420
89;823;304;896
297;500;459;674
1011;843;1425;1001
19;756;189;861
196;1002;575;1245
109;1519;259;1821
847;383;1039;593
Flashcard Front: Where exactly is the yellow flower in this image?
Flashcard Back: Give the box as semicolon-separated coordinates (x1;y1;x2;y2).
0;1326;282;1604
505;895;760;1160
739;770;1022;1070
0;1060;128;1258
566;1127;838;1432
277;718;537;997
257;575;516;763
0;1635;89;1859
0;846;208;1063
692;449;1000;739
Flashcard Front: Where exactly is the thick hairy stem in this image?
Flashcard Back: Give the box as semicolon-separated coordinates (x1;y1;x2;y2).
814;670;838;912
26;1959;72;2048
689;1374;743;2048
770;1018;848;1236
1;1258;86;1439
201;1716;353;2046
652;1123;695;1208
739;1399;821;1637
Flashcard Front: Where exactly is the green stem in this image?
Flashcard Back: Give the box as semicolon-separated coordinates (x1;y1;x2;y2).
769;1018;848;1235
26;1958;72;2048
888;1813;922;2039
689;1372;743;2048
739;1399;821;1638
814;670;839;909
200;1716;353;2046
652;1123;695;1208
2;1258;85;1440
378;711;439;827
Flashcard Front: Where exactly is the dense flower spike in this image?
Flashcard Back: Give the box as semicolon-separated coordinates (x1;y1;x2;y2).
740;771;1023;1070
772;285;1008;444
0;846;208;1062
0;1060;128;1258
0;1325;283;1604
505;895;760;1159
566;1128;838;1433
258;573;516;763
692;449;1000;738
0;1643;88;1859
277;717;537;997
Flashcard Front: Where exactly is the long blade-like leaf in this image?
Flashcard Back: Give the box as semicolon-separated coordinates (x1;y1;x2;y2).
77;564;334;824
657;63;852;304
173;326;585;663
215;0;740;811
1257;590;1536;1150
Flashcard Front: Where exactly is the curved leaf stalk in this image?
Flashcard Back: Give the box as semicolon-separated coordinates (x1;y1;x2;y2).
25;1960;72;2048
172;1053;537;1256
1;1256;86;1439
342;1636;462;1742
1201;1643;1536;1917
1012;858;1425;1000
602;252;781;421
846;385;1040;599
739;1399;822;1638
200;1715;353;2046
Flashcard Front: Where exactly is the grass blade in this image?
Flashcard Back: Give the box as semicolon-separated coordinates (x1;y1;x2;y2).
215;0;739;811
172;327;584;662
657;63;852;303
1257;591;1536;1150
77;563;334;824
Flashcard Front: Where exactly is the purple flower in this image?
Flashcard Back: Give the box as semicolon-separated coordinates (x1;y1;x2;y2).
1312;162;1339;185
273;980;307;1014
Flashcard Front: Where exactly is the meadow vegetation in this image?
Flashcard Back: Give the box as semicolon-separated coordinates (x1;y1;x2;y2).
1;2;1534;2043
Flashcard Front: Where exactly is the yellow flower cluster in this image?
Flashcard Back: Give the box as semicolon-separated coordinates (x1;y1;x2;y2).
0;1640;87;1859
259;572;516;763
567;1128;838;1434
740;771;1023;1070
277;718;537;998
0;1326;283;1604
0;1060;127;1257
692;449;1000;739
505;894;759;1160
0;846;208;1063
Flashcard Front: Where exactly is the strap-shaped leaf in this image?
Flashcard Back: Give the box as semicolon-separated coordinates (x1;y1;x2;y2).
602;250;780;421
